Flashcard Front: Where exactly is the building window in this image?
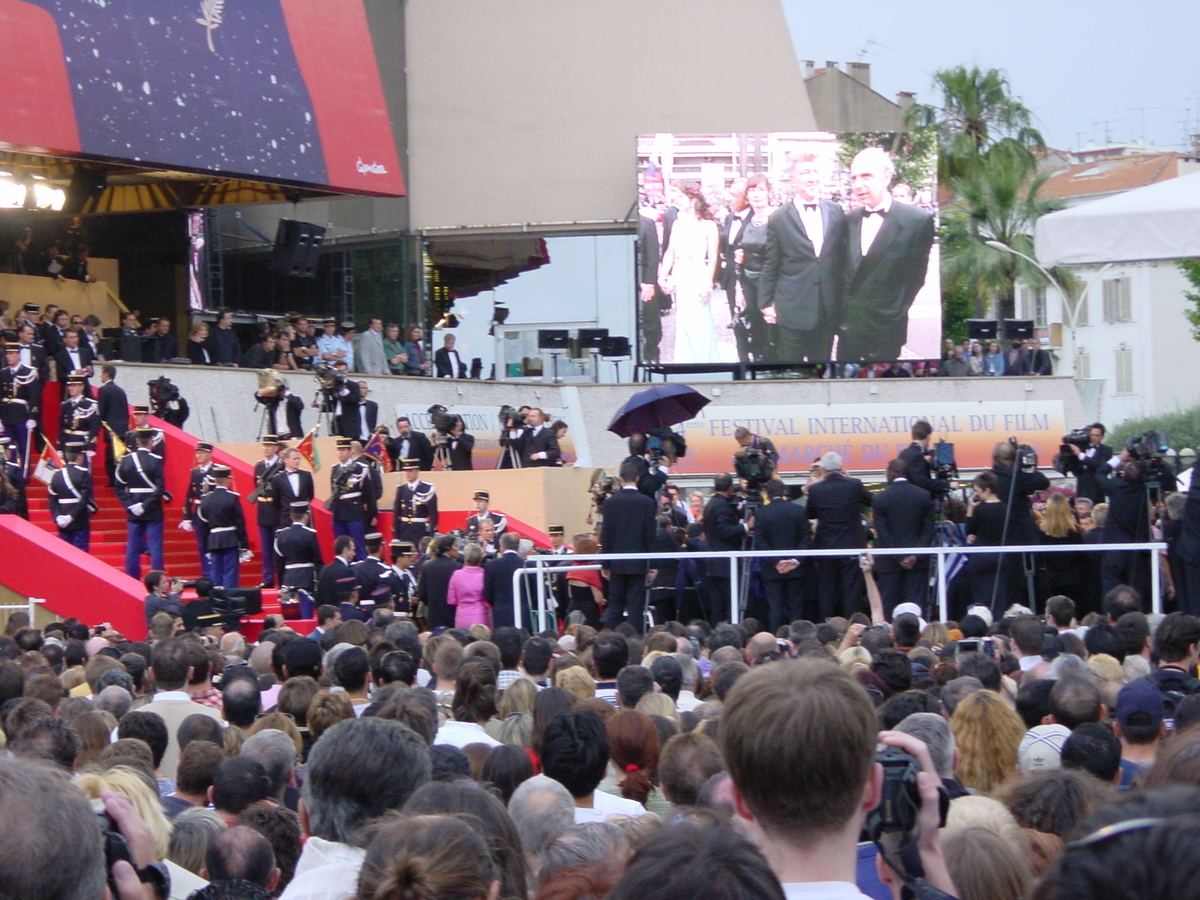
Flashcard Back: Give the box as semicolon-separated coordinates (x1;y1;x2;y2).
1020;284;1047;327
1074;348;1091;379
1103;276;1132;323
1074;290;1090;327
1115;345;1133;394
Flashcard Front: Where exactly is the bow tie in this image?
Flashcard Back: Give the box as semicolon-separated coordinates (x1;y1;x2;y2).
802;203;817;212
864;208;885;218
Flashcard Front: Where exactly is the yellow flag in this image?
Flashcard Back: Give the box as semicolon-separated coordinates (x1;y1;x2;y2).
105;422;128;461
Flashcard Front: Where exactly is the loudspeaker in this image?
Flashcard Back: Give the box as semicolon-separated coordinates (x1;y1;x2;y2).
117;335;142;362
578;328;609;349
268;220;326;278
1004;319;1035;340
537;329;570;350
966;319;999;341
600;336;631;357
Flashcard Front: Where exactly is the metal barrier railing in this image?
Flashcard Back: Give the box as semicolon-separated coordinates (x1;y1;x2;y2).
510;542;1166;630
0;596;45;629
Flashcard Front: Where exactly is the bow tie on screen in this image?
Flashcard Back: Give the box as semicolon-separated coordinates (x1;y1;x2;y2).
864;208;885;218
802;203;817;212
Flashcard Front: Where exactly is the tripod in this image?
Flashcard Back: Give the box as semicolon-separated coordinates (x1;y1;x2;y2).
495;439;523;470
433;436;453;471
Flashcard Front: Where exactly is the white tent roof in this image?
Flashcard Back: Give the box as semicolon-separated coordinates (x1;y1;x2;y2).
1035;169;1200;266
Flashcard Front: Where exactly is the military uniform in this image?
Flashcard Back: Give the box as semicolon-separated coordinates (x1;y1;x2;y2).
115;437;167;578
275;508;324;600
123;406;165;460
329;438;369;559
466;491;507;537
184;445;216;578
1;342;40;470
392;461;439;547
58;379;101;452
198;469;249;589
353;549;405;612
252;439;286;587
48;451;94;551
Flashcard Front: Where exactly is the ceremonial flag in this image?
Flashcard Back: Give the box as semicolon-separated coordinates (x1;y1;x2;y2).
32;442;64;486
362;427;391;472
103;422;127;462
296;425;321;471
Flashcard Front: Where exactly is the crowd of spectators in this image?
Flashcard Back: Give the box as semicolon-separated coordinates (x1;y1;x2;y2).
4;584;1200;900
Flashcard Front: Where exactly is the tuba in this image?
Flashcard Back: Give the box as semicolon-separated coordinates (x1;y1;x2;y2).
256;369;286;400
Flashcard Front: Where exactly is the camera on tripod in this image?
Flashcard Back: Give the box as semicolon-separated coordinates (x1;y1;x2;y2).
931;440;957;480
313;362;348;389
148;375;180;410
1126;429;1169;463
428;404;458;446
498;404;526;430
1009;436;1038;472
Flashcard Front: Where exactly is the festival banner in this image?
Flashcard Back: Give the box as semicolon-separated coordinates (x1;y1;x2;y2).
665;401;1068;475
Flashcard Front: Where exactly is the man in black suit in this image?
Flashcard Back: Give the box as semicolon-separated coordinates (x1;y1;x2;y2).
274;502;323;612
446;417;475;470
839;147;936;362
990;440;1051;609
600;460;658;633
96;365;129;441
1065;423;1113;505
54;328;95;397
266;386;304;440
484;532;527;629
271;447;315;518
637;213;664;364
354;382;378;441
14;324;49;382
387;417;434;471
622;434;669;498
520;408;560;467
805;452;872;619
1096;453;1152;602
325;364;362;439
1175;462;1200;616
753;478;812;632
759;154;848;363
1026;339;1053;376
149;318;179;362
872;458;935;618
703;473;752;626
898;420;952;499
434;334;467;379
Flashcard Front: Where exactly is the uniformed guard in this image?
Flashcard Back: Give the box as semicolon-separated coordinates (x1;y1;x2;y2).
392;459;439;547
545;523;574;621
180;442;216;578
389;539;418;615
115;427;168;578
0;436;27;518
48;442;94;550
198;464;249;589
465;490;507;537
275;500;323;617
328;437;369;560
58;375;100;454
123;405;165;459
0;341;40;472
353;532;404;612
252;434;286;587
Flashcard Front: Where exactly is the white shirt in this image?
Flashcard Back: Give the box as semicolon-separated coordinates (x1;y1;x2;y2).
573;790;646;823
782;884;873;900
441;348;462;378
434;719;502;749
794;197;824;257
1018;655;1040;672
675;689;702;713
859;193;893;256
66;347;83;372
279;837;366;900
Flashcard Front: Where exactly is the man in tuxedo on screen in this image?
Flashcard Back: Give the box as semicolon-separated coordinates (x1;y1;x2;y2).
838;147;935;363
758;154;847;364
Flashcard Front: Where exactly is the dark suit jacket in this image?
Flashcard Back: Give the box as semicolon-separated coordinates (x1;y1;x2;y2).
356;400;378;440
991;465;1051;546
484;551;526;628
388;432;434;470
19;343;49;382
759;199;848;332
840;200;936;360
55;343;96;385
600;487;657;575
703;492;747;578
898;443;950;499
1074;443;1114;505
872;480;934;569
521;425;560;467
637;214;660;287
719;210;750;294
753;498;811;580
660;206;679;258
96;380;129;437
447;433;475;470
806;472;871;549
1176;467;1200;564
271;469;315;520
434;347;467;379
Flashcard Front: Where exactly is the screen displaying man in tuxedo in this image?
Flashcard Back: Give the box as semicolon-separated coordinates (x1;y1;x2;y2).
839;147;935;363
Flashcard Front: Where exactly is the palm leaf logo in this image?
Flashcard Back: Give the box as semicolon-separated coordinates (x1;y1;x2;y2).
196;0;224;53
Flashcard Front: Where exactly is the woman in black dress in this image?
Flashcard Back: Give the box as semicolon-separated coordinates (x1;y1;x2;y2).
1036;492;1084;605
966;471;1011;612
733;173;775;361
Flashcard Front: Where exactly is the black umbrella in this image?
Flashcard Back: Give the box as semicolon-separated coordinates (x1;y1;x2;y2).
606;384;710;437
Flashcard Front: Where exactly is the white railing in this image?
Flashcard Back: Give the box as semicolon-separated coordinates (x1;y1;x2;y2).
0;596;45;628
510;542;1166;630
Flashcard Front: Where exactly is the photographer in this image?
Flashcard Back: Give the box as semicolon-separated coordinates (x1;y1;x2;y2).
387;416;433;471
624;433;670;499
1063;423;1113;505
733;426;779;485
898;420;952;499
142;569;184;633
313;362;362;438
426;404;469;470
988;439;1050;609
446;416;475;470
149;376;188;428
1097;450;1153;601
497;404;528;469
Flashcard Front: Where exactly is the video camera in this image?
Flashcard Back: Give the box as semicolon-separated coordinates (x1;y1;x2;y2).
313;362;348;391
931;440;957;480
428;404;457;436
734;444;775;486
498;404;526;429
1126;429;1169;463
1061;427;1091;455
1010;436;1038;473
646;427;686;465
147;375;180;408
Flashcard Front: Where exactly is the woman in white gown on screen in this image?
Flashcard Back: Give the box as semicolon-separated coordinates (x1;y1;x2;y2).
660;183;719;363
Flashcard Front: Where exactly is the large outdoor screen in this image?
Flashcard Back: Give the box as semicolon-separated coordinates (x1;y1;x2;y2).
636;132;939;367
0;0;404;197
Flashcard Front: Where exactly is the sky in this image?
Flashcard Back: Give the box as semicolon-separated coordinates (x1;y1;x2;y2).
780;0;1200;153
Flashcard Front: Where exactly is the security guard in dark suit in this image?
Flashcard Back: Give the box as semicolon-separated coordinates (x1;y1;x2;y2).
48;442;94;551
275;501;324;617
389;540;418;615
182;442;216;578
392;459;439;547
252;435;286;587
752;478;812;632
58;376;100;453
871;458;935;618
123;406;165;460
198;464;249;589
329;437;369;560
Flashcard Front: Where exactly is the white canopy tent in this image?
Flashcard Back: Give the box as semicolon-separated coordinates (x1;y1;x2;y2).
1035;169;1200;265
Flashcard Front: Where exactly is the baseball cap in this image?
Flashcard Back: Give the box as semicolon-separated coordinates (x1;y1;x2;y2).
1116;678;1164;729
1018;724;1070;774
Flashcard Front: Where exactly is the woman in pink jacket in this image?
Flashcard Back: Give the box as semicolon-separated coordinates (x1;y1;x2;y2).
447;542;490;628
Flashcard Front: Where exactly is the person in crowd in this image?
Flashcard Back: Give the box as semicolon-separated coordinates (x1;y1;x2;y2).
402;325;430;376
806;452;871;620
1037;492;1085;605
381;323;408;375
434;332;467;378
187;321;214;365
447;542;490;629
205;309;241;365
355;317;388;376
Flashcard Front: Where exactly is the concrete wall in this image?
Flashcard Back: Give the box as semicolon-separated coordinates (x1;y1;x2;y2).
110;362;1085;474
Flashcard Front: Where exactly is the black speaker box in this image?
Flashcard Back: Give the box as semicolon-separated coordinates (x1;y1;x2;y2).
269;220;326;278
966;319;999;341
1004;319;1035;340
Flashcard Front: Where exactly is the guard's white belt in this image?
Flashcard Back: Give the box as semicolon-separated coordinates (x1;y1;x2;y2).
340;491;362;499
129;488;156;493
400;517;429;523
58;498;80;504
210;526;236;532
285;562;314;569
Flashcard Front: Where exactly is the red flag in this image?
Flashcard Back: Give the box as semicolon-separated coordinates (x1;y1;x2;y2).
362;427;391;472
296;425;321;471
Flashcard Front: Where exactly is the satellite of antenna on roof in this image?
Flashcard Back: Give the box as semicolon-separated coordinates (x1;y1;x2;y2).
855;39;891;60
